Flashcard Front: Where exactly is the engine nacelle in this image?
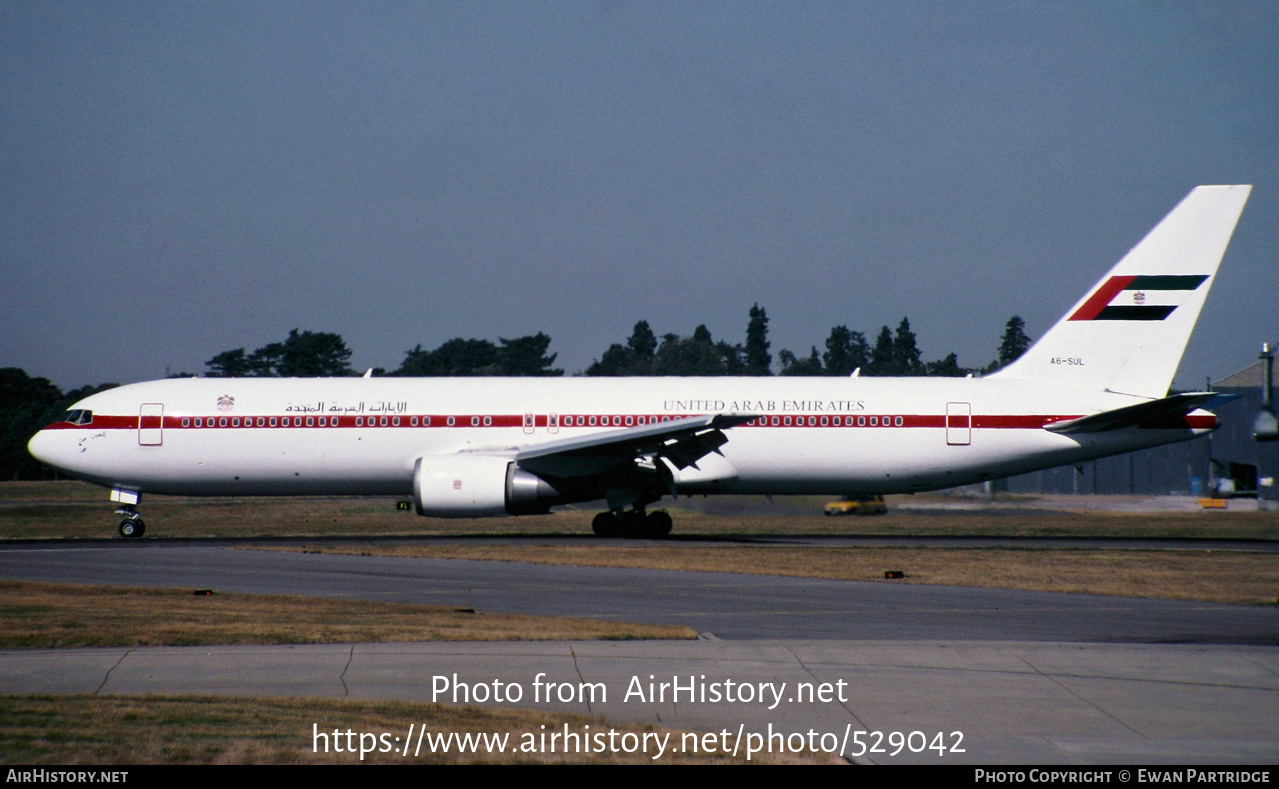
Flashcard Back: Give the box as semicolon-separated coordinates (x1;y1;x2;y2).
413;455;560;517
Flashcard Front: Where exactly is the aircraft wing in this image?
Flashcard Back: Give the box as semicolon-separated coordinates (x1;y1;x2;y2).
515;413;757;478
1044;392;1224;434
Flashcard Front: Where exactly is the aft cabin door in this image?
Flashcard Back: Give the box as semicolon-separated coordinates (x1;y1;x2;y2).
138;403;164;446
946;402;971;446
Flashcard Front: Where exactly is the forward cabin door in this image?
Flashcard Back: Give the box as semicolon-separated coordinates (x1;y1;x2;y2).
139;403;164;446
946;402;971;446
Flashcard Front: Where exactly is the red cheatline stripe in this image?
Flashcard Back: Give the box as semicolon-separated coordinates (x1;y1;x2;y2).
40;412;1216;432
1068;275;1136;321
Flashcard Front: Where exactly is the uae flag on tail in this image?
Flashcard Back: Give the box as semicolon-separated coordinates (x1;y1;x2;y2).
1069;275;1209;321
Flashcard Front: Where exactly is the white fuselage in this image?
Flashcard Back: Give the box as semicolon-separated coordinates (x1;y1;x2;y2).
28;375;1213;502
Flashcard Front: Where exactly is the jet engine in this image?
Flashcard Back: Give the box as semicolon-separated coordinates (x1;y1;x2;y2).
413;455;560;517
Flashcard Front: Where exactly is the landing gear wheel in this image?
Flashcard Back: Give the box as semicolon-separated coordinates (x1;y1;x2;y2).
592;512;620;537
619;511;647;538
644;510;673;538
118;519;145;538
593;509;673;538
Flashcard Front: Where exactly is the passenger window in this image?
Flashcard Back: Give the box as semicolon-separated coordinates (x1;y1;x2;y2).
392;417;400;426
219;417;227;427
447;416;455;426
857;416;866;426
895;416;903;426
423;416;430;426
483;416;491;426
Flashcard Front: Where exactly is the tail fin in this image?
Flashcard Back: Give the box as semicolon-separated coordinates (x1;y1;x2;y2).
988;185;1251;398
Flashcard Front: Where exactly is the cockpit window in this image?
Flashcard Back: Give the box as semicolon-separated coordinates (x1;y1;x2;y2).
59;410;93;426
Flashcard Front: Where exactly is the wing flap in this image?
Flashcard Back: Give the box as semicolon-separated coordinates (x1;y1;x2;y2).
515;413;756;478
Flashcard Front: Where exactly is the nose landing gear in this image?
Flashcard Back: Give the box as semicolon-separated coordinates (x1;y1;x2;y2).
110;489;146;538
117;511;146;538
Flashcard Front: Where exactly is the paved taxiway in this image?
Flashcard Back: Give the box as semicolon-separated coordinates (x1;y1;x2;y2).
2;542;1275;642
1;540;1276;764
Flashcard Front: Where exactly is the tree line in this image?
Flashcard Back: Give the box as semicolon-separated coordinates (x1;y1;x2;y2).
204;329;563;378
0;369;118;480
584;307;1030;378
203;308;1030;380
3;309;1030;478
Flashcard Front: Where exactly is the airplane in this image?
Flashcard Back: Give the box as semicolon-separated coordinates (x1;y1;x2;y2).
28;185;1252;539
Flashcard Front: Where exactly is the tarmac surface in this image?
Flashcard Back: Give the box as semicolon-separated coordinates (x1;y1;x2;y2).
1;539;1277;764
2;542;1277;643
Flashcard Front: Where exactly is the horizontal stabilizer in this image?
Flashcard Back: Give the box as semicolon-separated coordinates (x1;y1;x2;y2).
1044;392;1223;434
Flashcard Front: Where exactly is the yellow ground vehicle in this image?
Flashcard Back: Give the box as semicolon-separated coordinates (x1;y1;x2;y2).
823;495;888;516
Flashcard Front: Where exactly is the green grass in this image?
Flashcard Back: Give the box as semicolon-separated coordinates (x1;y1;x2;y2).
0;580;696;648
3;481;1277;540
0;695;829;764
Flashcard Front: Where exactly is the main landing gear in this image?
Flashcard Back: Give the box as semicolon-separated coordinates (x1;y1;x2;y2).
591;508;673;539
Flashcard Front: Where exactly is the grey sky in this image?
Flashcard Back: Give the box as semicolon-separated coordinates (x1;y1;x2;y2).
3;2;1276;391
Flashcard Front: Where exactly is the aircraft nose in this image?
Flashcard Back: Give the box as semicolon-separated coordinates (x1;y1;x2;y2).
27;428;73;474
